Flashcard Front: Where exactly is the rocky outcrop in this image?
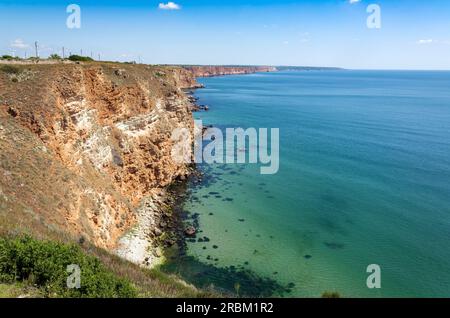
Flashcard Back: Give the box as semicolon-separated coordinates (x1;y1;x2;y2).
0;63;198;259
184;66;277;78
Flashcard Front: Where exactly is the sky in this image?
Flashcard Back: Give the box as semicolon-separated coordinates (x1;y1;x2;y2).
1;0;450;69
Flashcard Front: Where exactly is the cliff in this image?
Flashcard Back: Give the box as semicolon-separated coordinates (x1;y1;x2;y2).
183;65;277;77
0;62;199;266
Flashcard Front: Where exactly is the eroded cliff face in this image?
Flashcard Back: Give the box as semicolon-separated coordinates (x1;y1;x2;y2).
184;66;277;77
0;63;197;256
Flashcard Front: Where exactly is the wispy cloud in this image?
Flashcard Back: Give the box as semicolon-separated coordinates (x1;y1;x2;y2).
299;31;310;43
10;39;29;49
158;2;181;10
349;0;361;4
416;39;450;45
417;39;434;45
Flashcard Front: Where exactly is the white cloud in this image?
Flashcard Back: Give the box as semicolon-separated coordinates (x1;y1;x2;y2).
349;0;361;4
416;39;450;45
417;39;434;45
10;39;29;49
158;2;181;10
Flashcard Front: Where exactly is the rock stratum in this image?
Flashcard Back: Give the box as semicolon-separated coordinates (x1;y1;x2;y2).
0;63;200;267
183;65;277;77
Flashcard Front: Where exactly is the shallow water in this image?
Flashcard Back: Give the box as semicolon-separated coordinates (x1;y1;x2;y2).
165;70;450;297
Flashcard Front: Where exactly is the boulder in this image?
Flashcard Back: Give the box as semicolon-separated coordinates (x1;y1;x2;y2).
153;228;162;237
185;226;196;237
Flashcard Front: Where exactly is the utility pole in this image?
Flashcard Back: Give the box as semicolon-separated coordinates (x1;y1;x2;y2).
98;54;101;61
62;47;65;59
34;41;39;58
80;49;83;56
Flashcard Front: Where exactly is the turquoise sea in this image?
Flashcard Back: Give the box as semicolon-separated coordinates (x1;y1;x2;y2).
163;70;450;297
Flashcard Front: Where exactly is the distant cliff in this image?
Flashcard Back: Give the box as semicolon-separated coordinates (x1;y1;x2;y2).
183;65;277;77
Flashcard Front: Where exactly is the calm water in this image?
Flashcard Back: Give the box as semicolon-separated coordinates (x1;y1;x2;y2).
166;71;450;297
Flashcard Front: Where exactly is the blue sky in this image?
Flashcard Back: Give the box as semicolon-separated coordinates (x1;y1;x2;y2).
1;0;450;69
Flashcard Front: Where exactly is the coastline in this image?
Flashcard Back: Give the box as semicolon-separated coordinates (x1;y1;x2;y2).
118;66;278;269
0;61;291;296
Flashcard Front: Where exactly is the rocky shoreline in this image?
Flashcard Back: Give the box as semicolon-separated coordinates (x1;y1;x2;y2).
116;82;209;268
115;167;204;268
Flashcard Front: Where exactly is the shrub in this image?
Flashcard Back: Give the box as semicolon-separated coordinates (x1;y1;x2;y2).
0;236;137;298
49;54;61;60
68;55;94;62
1;55;14;60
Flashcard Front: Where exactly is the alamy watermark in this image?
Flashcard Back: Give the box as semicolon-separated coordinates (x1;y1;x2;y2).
366;264;381;289
171;120;279;175
66;4;81;29
66;264;81;289
367;4;381;29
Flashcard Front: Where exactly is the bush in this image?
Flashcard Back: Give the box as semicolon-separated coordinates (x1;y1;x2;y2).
1;55;14;60
0;236;137;298
49;54;61;60
68;55;94;62
0;65;21;74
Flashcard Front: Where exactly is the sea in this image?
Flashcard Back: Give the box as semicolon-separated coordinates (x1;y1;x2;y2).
161;70;450;298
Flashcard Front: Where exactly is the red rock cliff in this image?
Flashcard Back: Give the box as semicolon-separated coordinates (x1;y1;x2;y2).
0;63;197;256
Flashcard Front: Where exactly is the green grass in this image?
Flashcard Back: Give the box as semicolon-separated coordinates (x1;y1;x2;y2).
0;283;41;298
0;283;24;298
